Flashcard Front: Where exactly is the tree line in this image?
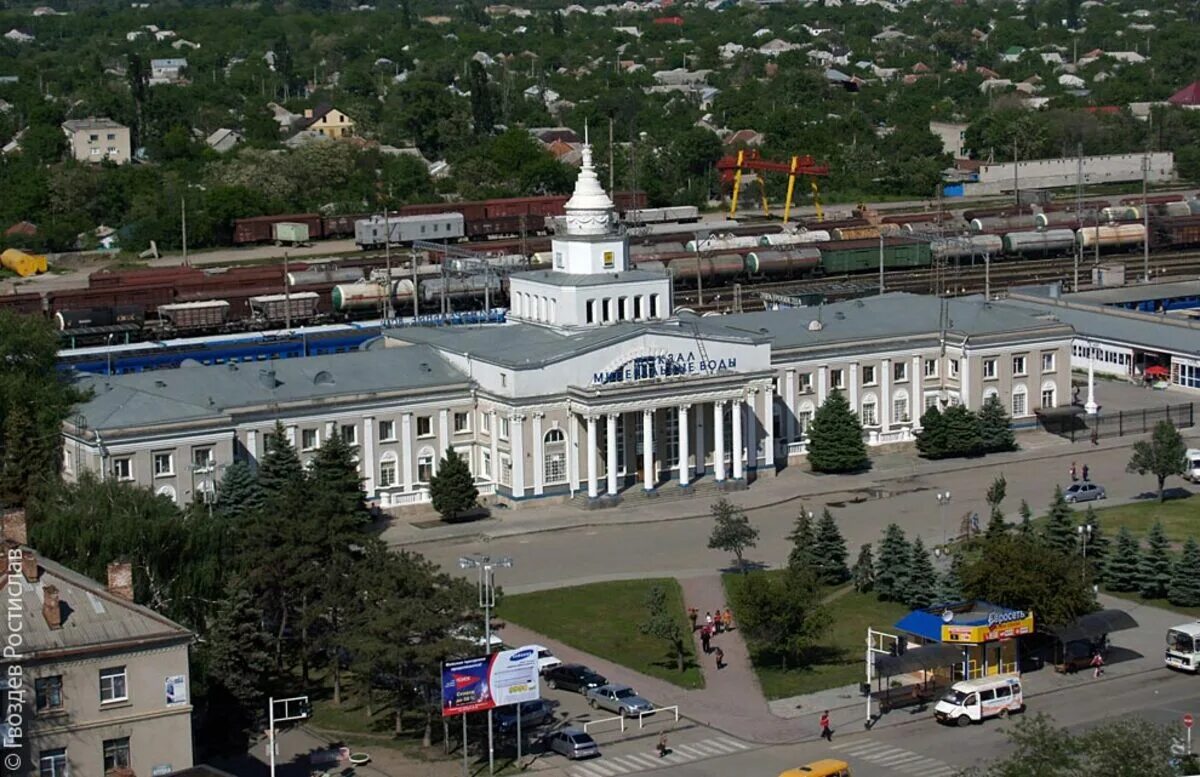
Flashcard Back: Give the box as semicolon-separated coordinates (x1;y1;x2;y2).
29;421;480;756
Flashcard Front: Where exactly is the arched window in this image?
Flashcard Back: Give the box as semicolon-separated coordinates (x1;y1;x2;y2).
859;392;878;427
543;428;567;484
619;296;629;320
650;294;661;318
1040;380;1057;410
1011;384;1028;417
892;389;910;424
156;485;177;504
797;400;816;435
417;446;435;483
586;299;597;324
983;386;1000;404
634;295;644;319
378;451;398;488
549;298;557;324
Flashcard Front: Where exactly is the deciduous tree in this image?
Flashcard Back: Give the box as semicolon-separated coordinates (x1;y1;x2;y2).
708;498;759;573
984;474;1008;540
639;584;688;672
806;389;868;473
852;543;875;593
1126;420;1187;502
960;534;1095;626
731;567;829;670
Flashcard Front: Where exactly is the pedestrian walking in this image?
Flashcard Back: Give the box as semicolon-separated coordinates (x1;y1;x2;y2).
1082;464;1090;482
1090;652;1104;678
1070;462;1077;482
688;607;699;632
705;611;713;629
701;625;711;653
722;608;734;631
657;732;669;758
715;647;725;670
820;710;833;741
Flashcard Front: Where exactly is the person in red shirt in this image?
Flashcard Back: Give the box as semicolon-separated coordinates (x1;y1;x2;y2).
820;710;833;741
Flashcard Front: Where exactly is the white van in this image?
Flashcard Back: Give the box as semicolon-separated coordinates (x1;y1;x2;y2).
1185;449;1200;483
934;675;1024;727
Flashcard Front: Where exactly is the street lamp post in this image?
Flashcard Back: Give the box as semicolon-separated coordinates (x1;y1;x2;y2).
1078;523;1093;578
459;554;513;777
267;695;310;777
936;491;952;545
1085;339;1099;415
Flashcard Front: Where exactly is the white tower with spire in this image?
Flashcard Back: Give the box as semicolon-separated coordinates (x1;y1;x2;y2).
507;135;671;330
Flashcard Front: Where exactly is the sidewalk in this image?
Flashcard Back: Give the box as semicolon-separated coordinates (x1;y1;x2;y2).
382;429;1173;549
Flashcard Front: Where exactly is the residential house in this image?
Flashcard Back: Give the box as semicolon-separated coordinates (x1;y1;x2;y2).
1058;73;1086;89
283;130;329;149
154;29;176;41
172;39;201;50
724;129;764;147
4;29;34;43
652;68;710;86
299;105;355;139
980;78;1013;93
61;118;132;165
758;38;801;57
1;510;195;777
975;66;1000;79
1000;45;1025;63
149;58;188;85
928;121;969;159
1105;51;1146;64
267;102;300;133
613;26;641;37
125;30;145;41
1168;81;1200;110
205;128;243;153
752;27;772;38
2;129;24;156
529;127;580;145
523;85;561;105
872;28;908;43
31;6;66;15
1040;52;1064;65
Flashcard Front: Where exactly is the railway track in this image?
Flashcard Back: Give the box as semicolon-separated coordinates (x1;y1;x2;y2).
678;250;1200;313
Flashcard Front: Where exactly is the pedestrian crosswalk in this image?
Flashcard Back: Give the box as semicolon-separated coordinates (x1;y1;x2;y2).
564;737;752;777
830;739;960;776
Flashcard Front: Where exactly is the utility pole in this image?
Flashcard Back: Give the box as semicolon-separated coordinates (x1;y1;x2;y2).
283;250;291;330
1012;139;1019;209
1142;148;1150;282
459;555;513;777
608;116;615;195
878;232;885;294
383;209;394;322
411;246;419;319
1074;142;1083;292
180;195;188;267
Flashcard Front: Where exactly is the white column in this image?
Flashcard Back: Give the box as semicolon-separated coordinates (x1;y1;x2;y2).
960;350;972;408
817;365;828;405
881;357;892;430
511;414;526;498
695;405;706;476
913;354;922;392
568;412;581;494
745;390;758;472
1085;341;1098;414
678;405;690;486
587;414;599;498
401;413;413;491
762;390;775;470
732;398;744;480
532;412;545;496
438;408;450;463
849;363;859;410
362;415;376;497
490;410;500;485
325;420;336;439
784;369;797;442
606;413;618;495
245;429;258;471
713;401;726;481
642;408;654;491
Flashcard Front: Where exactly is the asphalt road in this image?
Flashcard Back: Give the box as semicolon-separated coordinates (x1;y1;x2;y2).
637;668;1200;776
418;436;1198;594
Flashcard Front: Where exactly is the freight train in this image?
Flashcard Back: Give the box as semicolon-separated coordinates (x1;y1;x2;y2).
231;192;649;245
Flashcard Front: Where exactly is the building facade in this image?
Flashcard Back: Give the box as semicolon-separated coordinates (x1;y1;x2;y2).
1;511;194;777
300;105;355;139
63;145;1073;509
61;118;132;165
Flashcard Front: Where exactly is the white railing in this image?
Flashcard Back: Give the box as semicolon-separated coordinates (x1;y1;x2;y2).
477;482;496;496
787;440;809;457
640;706;679;729
584;715;626;733
381;490;431;508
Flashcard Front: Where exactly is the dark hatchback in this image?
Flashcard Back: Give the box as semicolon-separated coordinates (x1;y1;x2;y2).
543;664;608;694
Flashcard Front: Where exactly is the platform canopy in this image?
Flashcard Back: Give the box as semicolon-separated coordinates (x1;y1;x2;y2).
1042;608;1138;644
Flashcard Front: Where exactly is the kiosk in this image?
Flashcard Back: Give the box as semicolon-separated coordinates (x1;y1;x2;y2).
894;601;1034;681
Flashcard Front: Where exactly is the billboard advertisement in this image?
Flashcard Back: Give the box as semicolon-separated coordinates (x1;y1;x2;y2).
441;646;540;717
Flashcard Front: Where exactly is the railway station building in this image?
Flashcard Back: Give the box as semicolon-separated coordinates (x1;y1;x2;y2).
62;146;1075;509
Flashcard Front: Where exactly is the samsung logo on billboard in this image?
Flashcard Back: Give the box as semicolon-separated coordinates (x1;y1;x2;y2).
509;649;534;661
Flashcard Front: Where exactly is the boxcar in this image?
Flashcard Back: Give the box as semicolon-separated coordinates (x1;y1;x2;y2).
818;239;932;274
232;214;324;245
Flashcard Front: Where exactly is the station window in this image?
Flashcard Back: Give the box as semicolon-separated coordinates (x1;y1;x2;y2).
1012;355;1028;376
862;365;876;385
1042;353;1056;372
983;359;997;379
301;429;319;450
113;457;132;481
417;452;434;483
454;412;471;434
830;369;845;389
378;420;395;441
798;373;813;393
651;294;661;318
340;424;358;446
153;452;174;477
924;359;938;378
893;361;908;382
416;416;433;438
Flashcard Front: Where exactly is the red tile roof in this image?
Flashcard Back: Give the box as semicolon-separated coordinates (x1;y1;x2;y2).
1169;81;1200;106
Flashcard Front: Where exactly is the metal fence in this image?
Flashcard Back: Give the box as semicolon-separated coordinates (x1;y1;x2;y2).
1038;402;1194;442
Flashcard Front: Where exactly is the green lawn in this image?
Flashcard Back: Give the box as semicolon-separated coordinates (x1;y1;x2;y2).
1033;494;1200;544
496;579;704;689
1104;588;1200;619
723;574;910;699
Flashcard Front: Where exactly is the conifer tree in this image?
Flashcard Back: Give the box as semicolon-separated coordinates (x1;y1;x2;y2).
216;460;262;521
937;552;965;604
430;448;478;522
1017;499;1033;536
874;523;911;602
806;389;868;473
1139;521;1173;599
1105;527;1141;592
852;543;875;593
787;508;817;572
916;405;948;458
985;474;1008;540
1081;505;1110;582
257;420;304;506
943;404;984;457
1168;537;1200;607
1041;485;1077;556
905;537;938;609
308;431;366;521
978;395;1017;453
0;405;37;505
812;508;850;584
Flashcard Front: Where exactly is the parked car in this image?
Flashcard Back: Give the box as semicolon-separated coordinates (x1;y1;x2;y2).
494;699;554;732
546;728;600;760
1064;482;1106;503
544;664;607;694
586;684;654;716
529;644;563;674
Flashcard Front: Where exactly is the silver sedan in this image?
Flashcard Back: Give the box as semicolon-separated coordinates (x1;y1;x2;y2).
585;684;654;716
1064;482;1106;503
